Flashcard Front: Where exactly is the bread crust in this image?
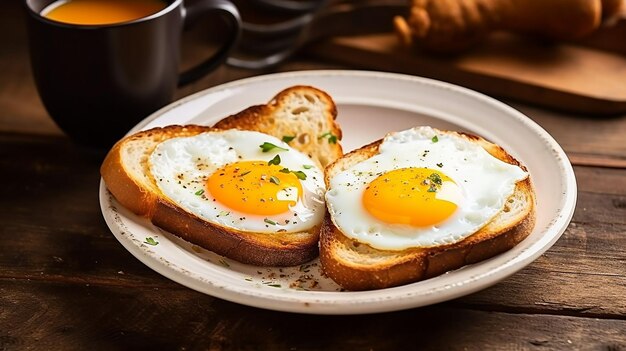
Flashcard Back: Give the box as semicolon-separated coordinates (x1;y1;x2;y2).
101;87;342;267
101;142;150;216
319;129;536;290
152;198;320;266
100;125;213;216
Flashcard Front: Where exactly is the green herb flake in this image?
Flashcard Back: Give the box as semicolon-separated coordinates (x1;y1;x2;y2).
194;189;205;196
282;135;295;143
431;135;439;143
259;142;288;153
144;237;158;246
428;173;442;185
302;165;313;169
291;170;307;180
436;163;443;168
218;258;230;267
318;132;330;139
269;176;280;185
263;281;281;287
218;211;230;217
244;277;253;282
279;168;290;174
239;170;251;177
319;131;338;144
264;218;277;225
268;154;281;166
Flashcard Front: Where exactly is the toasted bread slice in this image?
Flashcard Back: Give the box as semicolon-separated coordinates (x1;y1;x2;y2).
101;86;342;266
320;130;536;290
214;85;342;168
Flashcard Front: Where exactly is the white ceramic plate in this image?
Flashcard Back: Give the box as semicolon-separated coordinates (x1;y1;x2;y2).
99;70;576;314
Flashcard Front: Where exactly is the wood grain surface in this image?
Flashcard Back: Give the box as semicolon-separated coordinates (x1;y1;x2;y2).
308;28;626;115
1;0;625;350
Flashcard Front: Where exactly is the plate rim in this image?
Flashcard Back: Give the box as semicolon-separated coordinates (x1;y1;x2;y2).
99;70;577;314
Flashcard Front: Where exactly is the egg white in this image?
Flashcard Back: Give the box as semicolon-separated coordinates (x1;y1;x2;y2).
149;130;326;233
325;126;529;250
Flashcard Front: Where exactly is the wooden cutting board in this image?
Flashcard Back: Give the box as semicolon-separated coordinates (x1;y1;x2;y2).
307;26;626;116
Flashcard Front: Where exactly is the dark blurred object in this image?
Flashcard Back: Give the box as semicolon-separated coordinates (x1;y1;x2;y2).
227;0;329;69
227;0;405;69
25;0;240;148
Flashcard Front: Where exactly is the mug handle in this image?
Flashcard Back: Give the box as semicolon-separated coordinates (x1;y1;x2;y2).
178;0;241;86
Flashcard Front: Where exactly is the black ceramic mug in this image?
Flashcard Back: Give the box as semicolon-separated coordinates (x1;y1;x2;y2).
25;0;241;147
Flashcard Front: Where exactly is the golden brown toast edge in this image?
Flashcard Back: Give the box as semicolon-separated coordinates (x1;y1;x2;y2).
152;198;321;266
100;124;214;216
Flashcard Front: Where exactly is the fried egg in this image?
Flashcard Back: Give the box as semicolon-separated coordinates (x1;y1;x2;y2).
149;130;325;233
325;126;529;250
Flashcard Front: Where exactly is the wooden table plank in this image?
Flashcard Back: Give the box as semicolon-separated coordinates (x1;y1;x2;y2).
307;33;626;115
511;104;626;162
1;279;625;351
463;226;626;318
573;166;626;195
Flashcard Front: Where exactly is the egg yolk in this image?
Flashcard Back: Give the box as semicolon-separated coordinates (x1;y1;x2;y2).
207;161;303;216
362;168;459;227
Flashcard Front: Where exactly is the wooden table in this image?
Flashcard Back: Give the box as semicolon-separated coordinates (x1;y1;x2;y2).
1;1;625;349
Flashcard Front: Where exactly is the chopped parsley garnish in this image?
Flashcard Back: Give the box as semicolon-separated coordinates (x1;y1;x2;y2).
263;281;282;287
218;211;230;217
268;154;281;166
302;164;313;169
260;142;288;152
428;173;442;185
194;189;205;196
239;170;251;177
144;237;158;246
277;167;307;180
424;173;443;193
318;131;338;144
218;259;230;267
431;135;439;143
269;176;280;185
282;135;295;143
264;218;277;225
436;163;443;168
